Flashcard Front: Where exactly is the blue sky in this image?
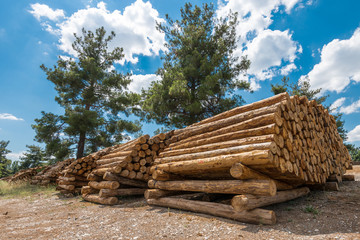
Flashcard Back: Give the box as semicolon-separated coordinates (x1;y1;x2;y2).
1;0;360;161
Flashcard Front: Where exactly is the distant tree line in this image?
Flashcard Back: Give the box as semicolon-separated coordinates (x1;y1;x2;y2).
1;2;359;178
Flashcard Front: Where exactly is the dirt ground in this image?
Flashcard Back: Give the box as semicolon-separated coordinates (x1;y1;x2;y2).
1;167;360;240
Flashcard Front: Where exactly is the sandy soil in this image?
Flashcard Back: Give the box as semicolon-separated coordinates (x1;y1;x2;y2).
1;167;359;240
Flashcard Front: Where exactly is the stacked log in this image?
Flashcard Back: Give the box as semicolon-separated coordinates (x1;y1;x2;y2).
82;133;173;205
146;92;352;224
31;158;74;185
7;166;43;183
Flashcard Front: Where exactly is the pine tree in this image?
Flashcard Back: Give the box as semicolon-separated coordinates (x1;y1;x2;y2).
0;140;12;178
33;27;141;160
142;3;250;128
19;145;47;170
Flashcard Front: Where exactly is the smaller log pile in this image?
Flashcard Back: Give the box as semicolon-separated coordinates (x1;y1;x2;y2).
7;166;43;183
57;145;120;195
82;133;173;205
146;92;352;225
31;158;74;185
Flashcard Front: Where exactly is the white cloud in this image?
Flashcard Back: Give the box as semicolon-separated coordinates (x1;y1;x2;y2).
32;1;166;65
217;0;303;87
0;113;24;121
339;99;360;114
244;29;301;80
302;28;360;93
330;97;346;112
348;125;360;142
129;74;160;93
6;151;25;161
29;3;65;21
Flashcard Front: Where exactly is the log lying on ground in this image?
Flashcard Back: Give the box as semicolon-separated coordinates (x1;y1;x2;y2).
147;197;276;225
144;189;187;199
82;194;118;205
88;181;120;190
99;188;146;198
148;179;277;196
231;187;310;211
103;172;148;188
81;186;99;196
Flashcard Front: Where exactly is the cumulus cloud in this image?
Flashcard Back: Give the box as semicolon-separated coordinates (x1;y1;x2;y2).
348;125;360;142
30;1;166;64
330;97;346;112
129;74;160;93
0;113;24;121
6;151;25;161
217;0;303;89
302;28;360;94
244;30;301;80
29;3;65;21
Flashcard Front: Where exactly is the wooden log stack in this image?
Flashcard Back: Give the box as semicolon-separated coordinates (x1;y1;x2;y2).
7;166;43;183
31;158;74;185
146;92;352;225
81;133;173;205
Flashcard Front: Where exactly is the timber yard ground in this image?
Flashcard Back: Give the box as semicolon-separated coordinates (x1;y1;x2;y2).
0;166;359;240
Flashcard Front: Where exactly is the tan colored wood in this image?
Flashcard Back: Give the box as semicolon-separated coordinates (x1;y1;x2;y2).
147;197;276;225
103;172;148;188
58;184;75;191
156;142;277;164
231;187;310;211
81;186;98;196
188;92;289;128
148;179;277;196
153;150;274;175
82;194;118;205
99;188;146;197
230;163;293;190
144;189;184;199
88;181;120;190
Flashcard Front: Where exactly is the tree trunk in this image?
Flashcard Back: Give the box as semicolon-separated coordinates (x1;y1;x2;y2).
76;131;86;159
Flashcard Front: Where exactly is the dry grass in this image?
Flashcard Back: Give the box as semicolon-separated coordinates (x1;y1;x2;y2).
0;180;56;199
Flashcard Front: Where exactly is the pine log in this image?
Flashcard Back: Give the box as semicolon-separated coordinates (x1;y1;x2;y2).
99;188;146;197
88;181;120;190
231;187;310;211
58;180;88;187
98;151;134;161
169;124;279;151
87;173;103;181
152;150;274;175
230;163;293;190
175;113;283;146
148;179;277;196
188;92;288;128
58;184;75;191
82;194;118;205
96;156;131;166
342;175;355;181
103;172;148;188
81;186;99;195
160;135;278;158
156;142;277;164
144;189;186;199
147;197;276;225
172;104;282;143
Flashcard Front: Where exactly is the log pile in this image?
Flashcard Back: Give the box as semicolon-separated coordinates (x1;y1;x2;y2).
146;92;352;224
31;158;74;185
82;133;173;205
6;166;43;183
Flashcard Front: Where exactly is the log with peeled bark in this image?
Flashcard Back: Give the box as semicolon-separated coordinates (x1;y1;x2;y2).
156;142;277;164
99;188;146;198
152;150;274;175
160;135;280;158
173;113;283;146
144;189;187;199
58;184;75;191
81;186;99;196
169;124;279;151
148;179;277;196
58;180;88;187
147;197;276;225
171;104;282;143
188;92;289;128
96;156;131;166
87;173;103;181
231;187;310;211
82;194;118;205
88;181;120;190
103;172;148;188
97;151;134;161
230;163;293;190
